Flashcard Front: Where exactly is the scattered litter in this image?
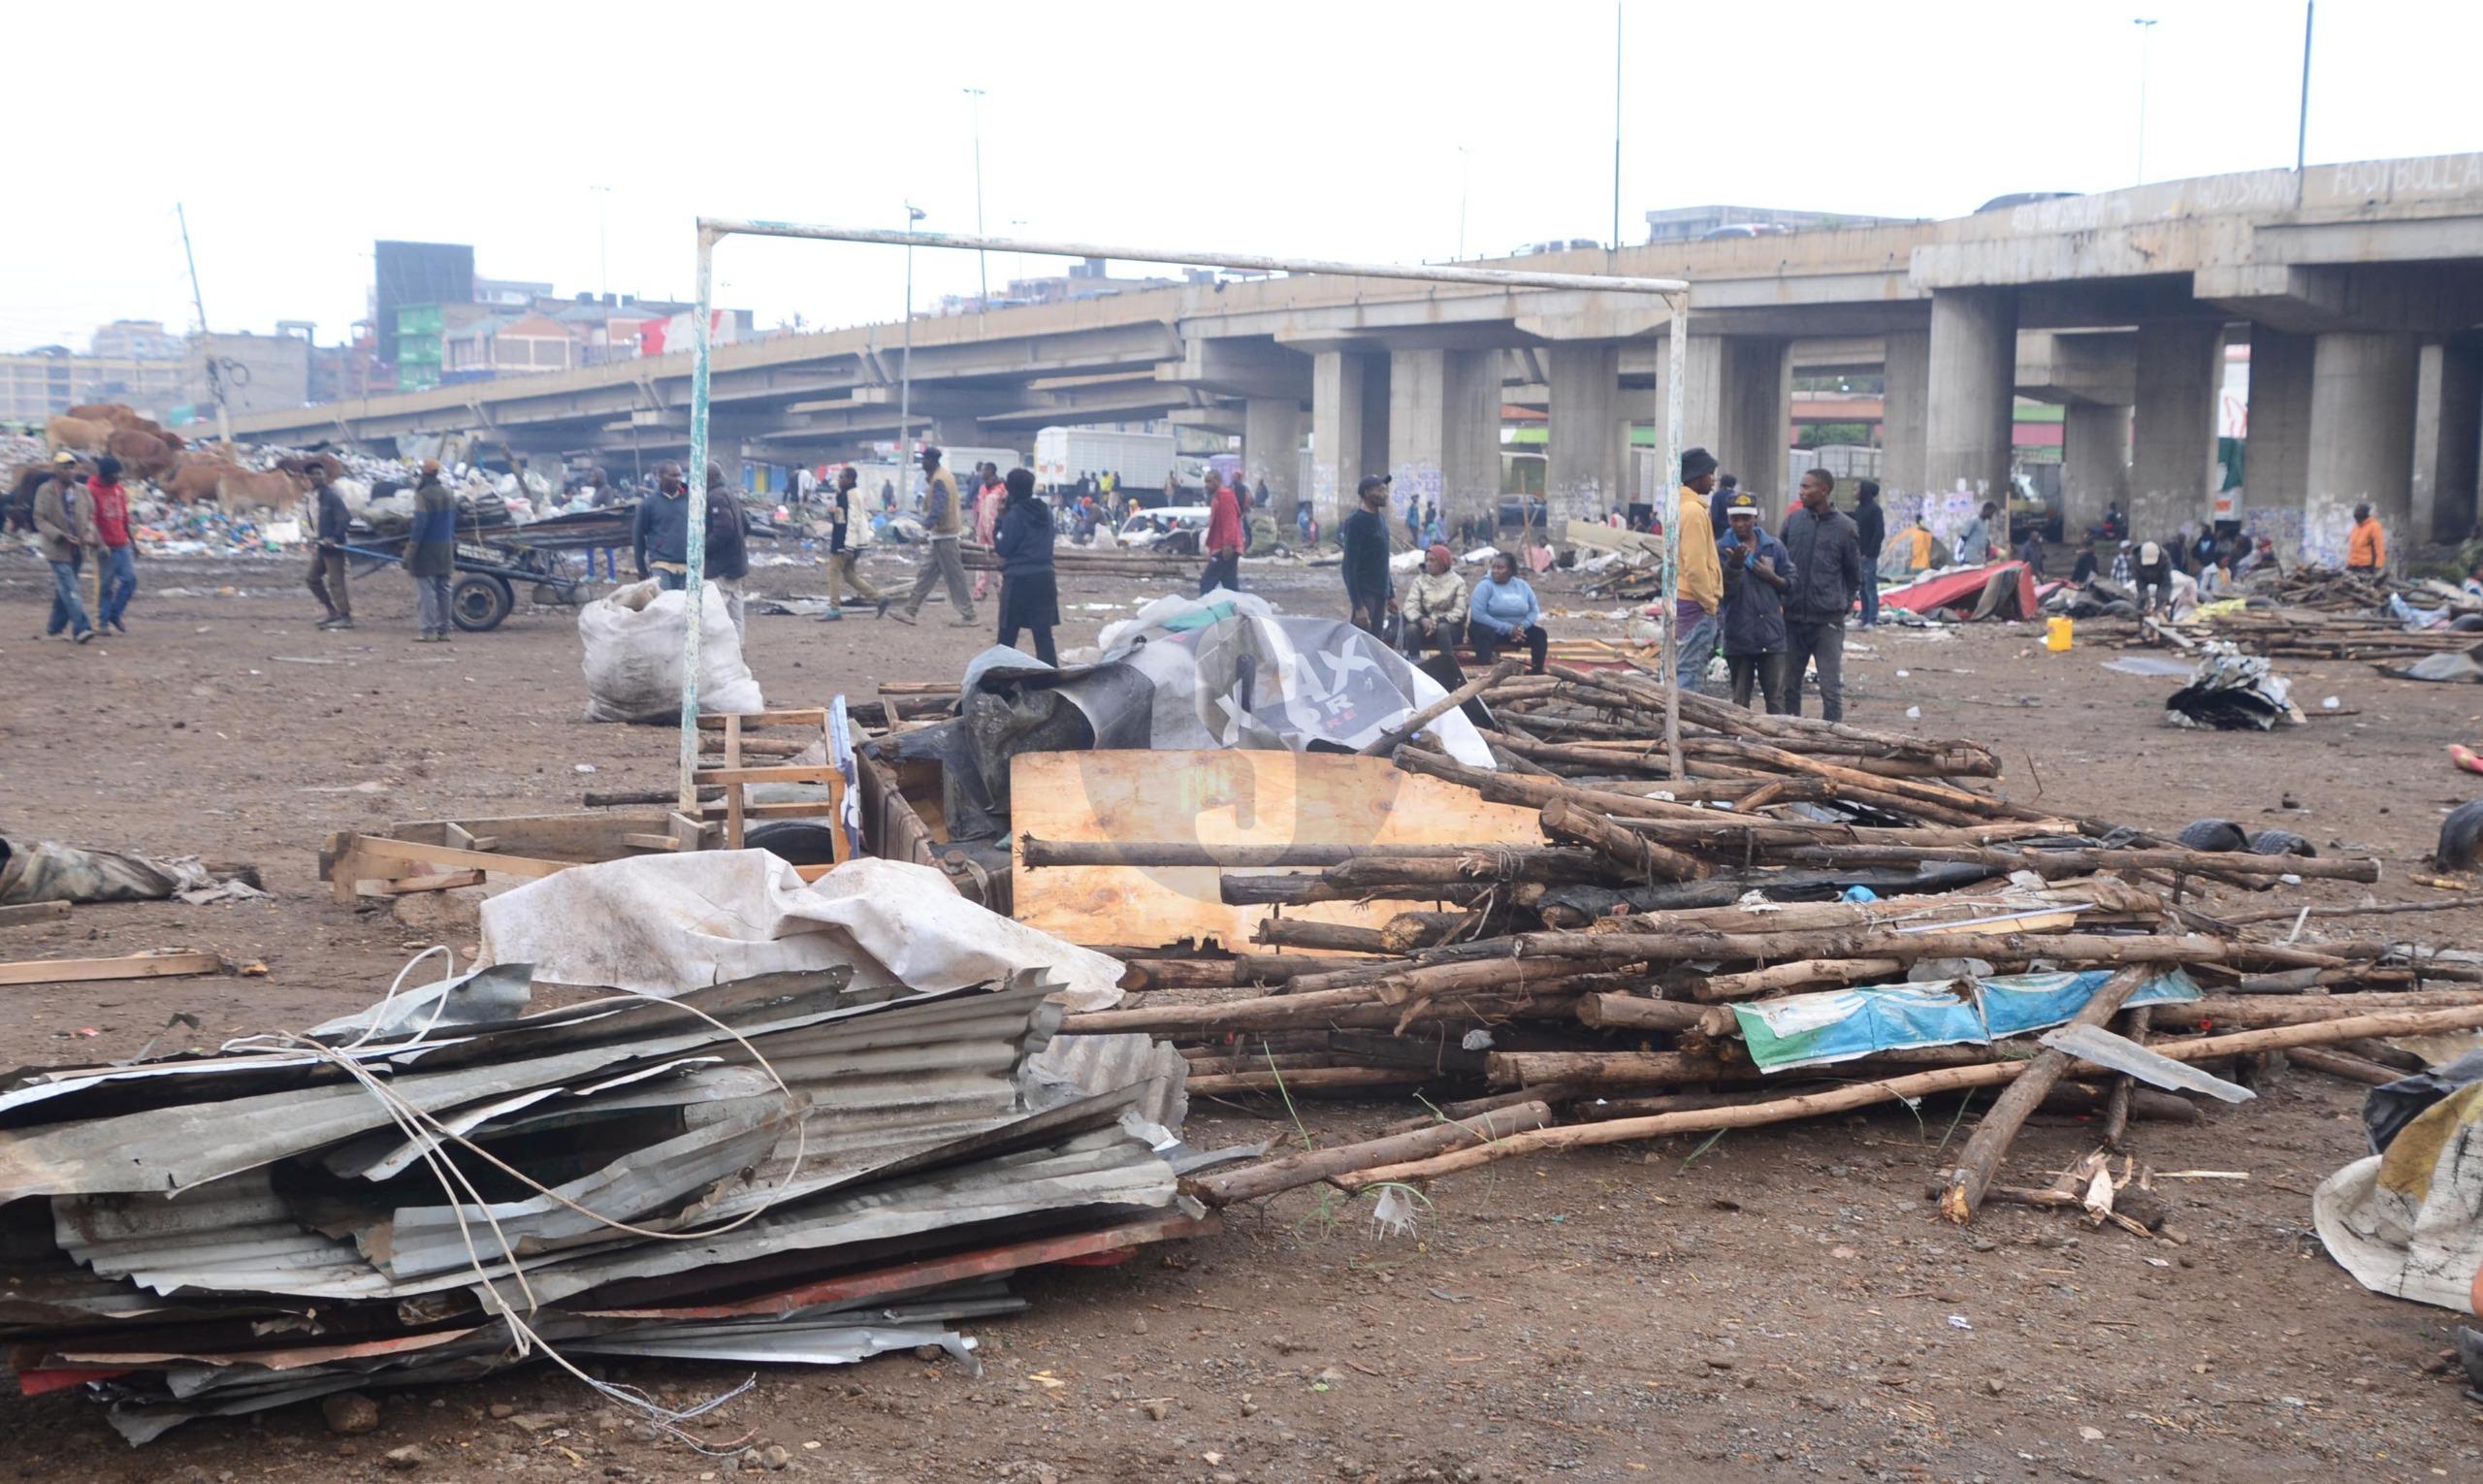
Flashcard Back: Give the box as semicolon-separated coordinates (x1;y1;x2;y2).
2164;643;2306;730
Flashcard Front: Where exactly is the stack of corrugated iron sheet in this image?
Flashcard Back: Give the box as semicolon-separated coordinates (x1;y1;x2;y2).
0;962;1208;1443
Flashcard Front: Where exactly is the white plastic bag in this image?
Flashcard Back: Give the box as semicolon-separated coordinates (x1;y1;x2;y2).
578;578;763;722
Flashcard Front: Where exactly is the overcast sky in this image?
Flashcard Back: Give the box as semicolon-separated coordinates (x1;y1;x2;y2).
6;0;2473;355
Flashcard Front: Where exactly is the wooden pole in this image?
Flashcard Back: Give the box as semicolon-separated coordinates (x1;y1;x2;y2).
1189;1100;1553;1206
1356;658;1520;756
1327;1000;2483;1188
1935;965;2152;1224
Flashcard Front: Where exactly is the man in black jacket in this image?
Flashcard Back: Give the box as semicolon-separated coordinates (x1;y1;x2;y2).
1339;475;1395;635
703;464;751;634
1778;468;1867;722
1851;479;1886;629
307;473;354;629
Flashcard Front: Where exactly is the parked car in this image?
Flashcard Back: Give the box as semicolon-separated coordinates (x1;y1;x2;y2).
1119;505;1213;553
1498;496;1549;530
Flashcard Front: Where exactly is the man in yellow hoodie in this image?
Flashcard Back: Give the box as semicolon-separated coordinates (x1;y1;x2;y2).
1673;446;1723;691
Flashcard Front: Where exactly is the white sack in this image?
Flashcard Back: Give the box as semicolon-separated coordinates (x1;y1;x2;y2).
476;853;1125;1012
579;577;763;723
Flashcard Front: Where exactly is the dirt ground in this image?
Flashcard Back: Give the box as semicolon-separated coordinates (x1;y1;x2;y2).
3;538;2482;1483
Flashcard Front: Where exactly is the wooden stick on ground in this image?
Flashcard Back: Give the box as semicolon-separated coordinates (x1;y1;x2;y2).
1936;966;2153;1224
0;950;225;986
1325;1001;2483;1189
1189;1099;1554;1207
1356;659;1521;757
0;902;73;928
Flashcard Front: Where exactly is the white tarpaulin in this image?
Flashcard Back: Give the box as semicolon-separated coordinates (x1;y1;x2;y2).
2313;1079;2483;1311
475;853;1125;1011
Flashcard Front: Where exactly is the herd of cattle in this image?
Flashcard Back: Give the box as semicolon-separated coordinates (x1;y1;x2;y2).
13;403;344;517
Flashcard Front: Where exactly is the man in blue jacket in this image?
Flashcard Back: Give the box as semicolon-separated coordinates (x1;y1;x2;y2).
1718;492;1796;713
631;462;693;588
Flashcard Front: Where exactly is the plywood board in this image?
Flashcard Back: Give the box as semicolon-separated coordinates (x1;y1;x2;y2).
1010;751;1542;950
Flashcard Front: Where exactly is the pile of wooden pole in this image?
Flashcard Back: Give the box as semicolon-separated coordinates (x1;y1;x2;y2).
1041;663;2473;1221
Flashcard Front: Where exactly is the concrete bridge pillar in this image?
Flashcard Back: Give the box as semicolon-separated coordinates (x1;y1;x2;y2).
2306;331;2419;565
2412;339;2482;545
1546;343;1623;535
2128;322;2226;544
2060;402;2130;540
1388;348;1499;539
1880;329;1930;500
2243;328;2314;528
1310;351;1390;531
1242;397;1306;528
1923;288;2017;517
1652;334;1790;517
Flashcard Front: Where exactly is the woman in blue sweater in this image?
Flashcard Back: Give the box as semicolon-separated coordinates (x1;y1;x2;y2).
1467;551;1548;674
992;468;1059;666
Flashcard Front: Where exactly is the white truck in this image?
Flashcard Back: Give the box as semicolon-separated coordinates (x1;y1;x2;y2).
1034;426;1177;495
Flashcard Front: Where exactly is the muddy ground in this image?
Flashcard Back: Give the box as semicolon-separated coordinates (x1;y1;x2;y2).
2;538;2481;1483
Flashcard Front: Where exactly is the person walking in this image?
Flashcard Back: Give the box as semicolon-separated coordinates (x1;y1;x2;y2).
1398;543;1467;661
1778;468;1867;721
87;454;137;635
1673;447;1724;692
1717;491;1796;713
1340;475;1395;636
632;462;693;588
2347;502;2388;573
970;462;1006;600
406;459;457;642
1956;500;1997;564
308;467;355;629
1467;551;1548;673
993;468;1060;666
823;466;889;617
1851;478;1886;629
703;464;751;635
1200;470;1243;595
32;459;97;643
896;445;977;626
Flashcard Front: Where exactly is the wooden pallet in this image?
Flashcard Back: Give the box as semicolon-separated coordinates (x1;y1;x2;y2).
693;709;853;864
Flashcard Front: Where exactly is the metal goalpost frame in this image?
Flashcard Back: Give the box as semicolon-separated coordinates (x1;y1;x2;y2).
680;219;1695;813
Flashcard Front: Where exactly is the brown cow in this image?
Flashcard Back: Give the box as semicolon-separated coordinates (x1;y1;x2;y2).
275;452;347;485
214;468;310;515
45;415;112;453
159;452;240;504
105;428;180;481
67;403;166;437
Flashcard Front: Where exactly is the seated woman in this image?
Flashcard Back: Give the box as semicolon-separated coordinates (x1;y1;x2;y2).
1398;544;1467;659
1467;551;1548;675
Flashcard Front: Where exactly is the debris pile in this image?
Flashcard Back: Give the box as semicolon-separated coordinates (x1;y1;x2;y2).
0;921;1211;1443
1010;661;2483;1212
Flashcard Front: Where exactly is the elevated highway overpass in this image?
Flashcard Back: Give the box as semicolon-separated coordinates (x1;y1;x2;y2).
235;150;2483;560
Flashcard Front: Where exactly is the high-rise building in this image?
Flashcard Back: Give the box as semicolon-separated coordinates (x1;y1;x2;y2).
373;242;475;367
88;319;187;361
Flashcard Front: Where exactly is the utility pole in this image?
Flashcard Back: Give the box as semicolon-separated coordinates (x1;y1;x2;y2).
2133;16;2158;184
1610;1;1624;249
592;184;612;300
965;89;988;306
176;202;232;446
2296;1;2314;176
899;203;925;495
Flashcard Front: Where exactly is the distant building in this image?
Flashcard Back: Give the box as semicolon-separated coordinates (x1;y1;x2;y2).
0;345;185;425
188;330;311;417
89;319;187;361
374;241;476;368
937;257;1186;315
1640;205;1905;244
475;276;556;307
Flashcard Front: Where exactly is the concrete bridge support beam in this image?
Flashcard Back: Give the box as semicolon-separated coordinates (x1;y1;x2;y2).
2412;339;2482;545
1923;289;2017;516
1388;348;1499;538
1880;329;1930;501
2244;328;2314;524
1652;334;1790;515
1546;343;1623;536
1310;351;1390;531
2128;321;2227;543
2306;331;2420;565
1243;397;1306;528
2060;402;2130;541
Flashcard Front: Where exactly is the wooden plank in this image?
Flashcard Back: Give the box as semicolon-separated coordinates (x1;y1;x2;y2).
383;812;669;861
372;870;486;895
692;764;841;786
1009;751;1542;950
622;833;685;852
338;835;572;881
0;951;224;986
698;708;829;728
0;902;72;927
724;713;746;850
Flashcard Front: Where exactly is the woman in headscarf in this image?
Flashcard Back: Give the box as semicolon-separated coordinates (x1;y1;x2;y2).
993;467;1059;666
1397;543;1467;660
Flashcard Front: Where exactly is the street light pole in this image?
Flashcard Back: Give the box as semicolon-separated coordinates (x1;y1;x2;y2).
965;88;988;306
2133;16;2158;184
1610;1;1623;248
2296;1;2314;176
900;203;924;494
1457;145;1474;261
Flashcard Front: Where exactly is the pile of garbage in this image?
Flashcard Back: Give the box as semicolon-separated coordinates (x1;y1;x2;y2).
0;855;1215;1445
